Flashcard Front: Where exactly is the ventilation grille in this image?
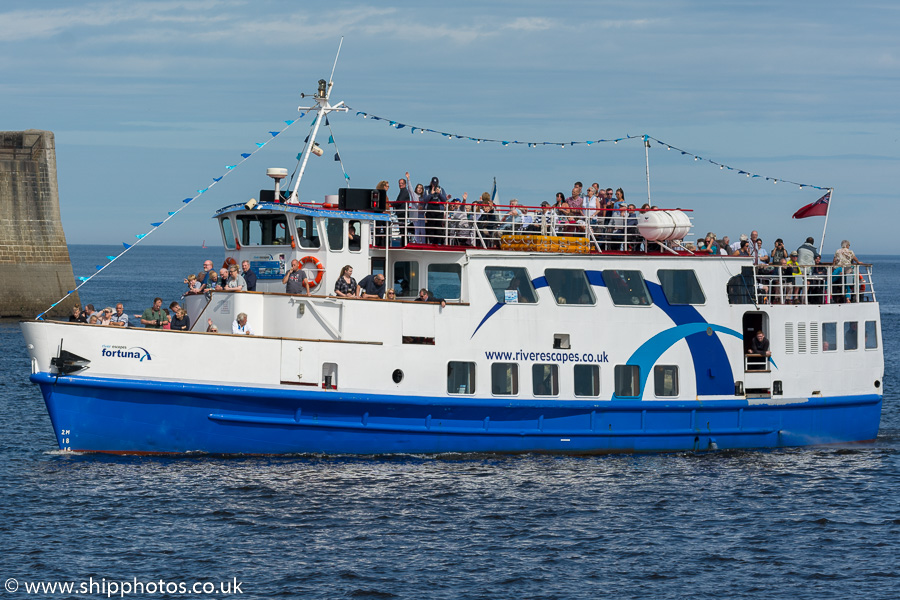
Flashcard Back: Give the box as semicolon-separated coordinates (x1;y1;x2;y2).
798;322;807;354
785;322;795;354
810;322;819;354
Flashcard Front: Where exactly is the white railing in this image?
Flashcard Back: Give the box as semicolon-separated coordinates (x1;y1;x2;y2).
750;263;875;305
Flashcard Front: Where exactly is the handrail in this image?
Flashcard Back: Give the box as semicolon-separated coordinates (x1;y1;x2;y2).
749;263;875;305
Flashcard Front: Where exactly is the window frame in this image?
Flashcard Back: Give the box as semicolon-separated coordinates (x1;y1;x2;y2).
428;263;463;301
490;363;519;396
843;321;859;351
601;269;654;307
822;322;837;352
544;268;596;306
656;269;706;305
865;320;878;350
447;361;476;395
614;365;641;398
573;364;601;398
653;365;679;397
484;266;538;304
531;364;560;397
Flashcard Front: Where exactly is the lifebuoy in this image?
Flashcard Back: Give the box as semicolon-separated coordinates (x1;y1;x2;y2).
859;275;866;293
300;256;325;286
223;257;238;269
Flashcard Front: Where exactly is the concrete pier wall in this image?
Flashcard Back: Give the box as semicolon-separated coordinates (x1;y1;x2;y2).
0;130;79;318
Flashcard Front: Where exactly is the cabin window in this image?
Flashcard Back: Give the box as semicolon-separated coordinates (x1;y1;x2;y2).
491;363;519;395
657;270;705;305
237;214;289;246
484;267;537;303
822;322;837;352
865;321;878;349
348;220;362;252
220;217;236;250
614;365;641;398
325;218;344;251
574;365;600;397
532;364;559;396
447;362;475;394
294;216;321;249
654;365;679;397
544;269;595;305
843;322;858;351
602;270;653;306
393;261;419;298
428;264;462;300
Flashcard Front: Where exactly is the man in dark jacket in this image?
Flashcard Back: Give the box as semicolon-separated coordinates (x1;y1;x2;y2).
396;177;410;244
241;260;257;292
423;177;448;244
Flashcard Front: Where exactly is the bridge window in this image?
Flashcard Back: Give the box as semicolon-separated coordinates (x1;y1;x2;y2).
447;362;475;394
822;322;837;352
532;364;559;396
220;217;236;250
237;214;289;246
491;363;519;395
865;321;878;349
843;322;858;351
348;220;362;252
602;270;652;306
325;218;344;251
485;266;537;303
428;264;462;300
614;365;640;398
654;365;679;397
574;365;600;397
393;261;419;298
657;270;705;305
294;216;321;248
544;269;595;305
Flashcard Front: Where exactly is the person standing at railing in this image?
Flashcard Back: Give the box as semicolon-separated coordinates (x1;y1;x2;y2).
404;173;425;244
796;237;820;303
833;240;860;303
747;330;771;371
423;177;448;245
395;177;410;244
449;193;475;246
809;255;829;304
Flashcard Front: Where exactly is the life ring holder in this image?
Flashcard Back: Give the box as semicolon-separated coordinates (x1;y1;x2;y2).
300;255;325;288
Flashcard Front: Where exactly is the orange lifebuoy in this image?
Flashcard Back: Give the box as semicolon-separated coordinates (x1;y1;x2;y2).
300;255;325;286
322;203;336;209
223;257;238;269
859;275;866;293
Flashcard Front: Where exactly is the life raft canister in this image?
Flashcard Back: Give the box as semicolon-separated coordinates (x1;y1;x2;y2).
300;256;325;287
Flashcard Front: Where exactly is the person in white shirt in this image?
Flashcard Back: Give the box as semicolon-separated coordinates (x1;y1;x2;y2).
232;312;255;335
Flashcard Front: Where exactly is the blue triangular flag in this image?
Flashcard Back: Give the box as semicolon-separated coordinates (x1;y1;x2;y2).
241;153;251;158
106;256;117;261
213;177;222;182
344;173;350;180
168;212;176;216
225;165;236;170
96;265;104;270
78;277;89;282
123;243;131;249
197;187;208;194
150;222;163;227
183;198;193;203
328;135;334;144
304;135;309;143
334;153;340;161
285;120;294;125
269;131;279;137
396;124;405;130
296;153;303;160
136;234;147;239
255;142;264;148
325;116;329;126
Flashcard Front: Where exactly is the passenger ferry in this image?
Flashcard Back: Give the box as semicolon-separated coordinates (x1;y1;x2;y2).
21;77;883;455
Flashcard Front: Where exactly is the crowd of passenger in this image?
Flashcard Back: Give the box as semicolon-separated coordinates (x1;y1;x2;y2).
385;177;649;250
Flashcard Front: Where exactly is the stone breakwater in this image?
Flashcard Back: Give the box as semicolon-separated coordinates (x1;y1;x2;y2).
0;130;78;318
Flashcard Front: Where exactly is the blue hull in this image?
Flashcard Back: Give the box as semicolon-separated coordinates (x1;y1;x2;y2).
32;373;882;455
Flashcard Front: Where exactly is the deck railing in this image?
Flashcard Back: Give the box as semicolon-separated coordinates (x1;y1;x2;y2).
748;263;875;305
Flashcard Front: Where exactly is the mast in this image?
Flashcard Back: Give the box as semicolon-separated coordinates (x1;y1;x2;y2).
289;38;349;204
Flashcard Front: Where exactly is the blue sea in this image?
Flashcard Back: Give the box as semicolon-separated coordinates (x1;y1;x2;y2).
1;245;897;600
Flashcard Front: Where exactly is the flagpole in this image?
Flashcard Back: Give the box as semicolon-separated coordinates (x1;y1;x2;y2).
820;188;833;254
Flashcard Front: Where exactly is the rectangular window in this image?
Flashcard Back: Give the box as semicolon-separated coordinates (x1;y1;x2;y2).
348;220;362;252
393;261;419;297
574;365;600;397
294;216;321;248
484;266;537;303
844;322;858;350
614;365;641;398
532;364;559;396
544;269;595;305
325;218;344;251
447;362;475;394
602;270;653;306
657;270;705;305
428;264;462;300
237;214;289;246
491;363;519;395
220;217;236;250
654;365;679;397
865;321;878;349
822;322;837;352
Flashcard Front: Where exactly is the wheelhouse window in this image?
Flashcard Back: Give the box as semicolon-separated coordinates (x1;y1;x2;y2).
393;261;419;298
532;364;559;396
325;218;344;251
294;216;321;249
447;362;475;394
348;220;362;251
844;322;858;351
237;214;289;246
491;363;519;395
865;321;878;349
574;365;600;397
654;365;679;397
602;270;653;306
822;322;837;352
544;269;595;305
485;267;537;303
428;264;462;300
657;270;705;305
220;217;236;250
614;365;640;398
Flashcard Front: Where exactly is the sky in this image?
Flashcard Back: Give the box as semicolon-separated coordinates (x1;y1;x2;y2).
1;0;898;254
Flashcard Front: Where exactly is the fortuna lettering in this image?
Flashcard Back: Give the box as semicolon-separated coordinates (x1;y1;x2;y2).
101;347;152;362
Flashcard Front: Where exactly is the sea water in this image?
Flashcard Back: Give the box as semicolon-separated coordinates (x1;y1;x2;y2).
0;245;897;599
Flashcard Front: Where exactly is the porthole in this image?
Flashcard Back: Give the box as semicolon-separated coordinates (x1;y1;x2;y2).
392;369;404;384
875;380;881;389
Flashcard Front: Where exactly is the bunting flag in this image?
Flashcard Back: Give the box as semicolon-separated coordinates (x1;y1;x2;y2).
792;191;831;219
351;108;830;191
35;111;305;320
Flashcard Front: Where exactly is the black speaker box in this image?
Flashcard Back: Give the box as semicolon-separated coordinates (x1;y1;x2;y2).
338;188;387;212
